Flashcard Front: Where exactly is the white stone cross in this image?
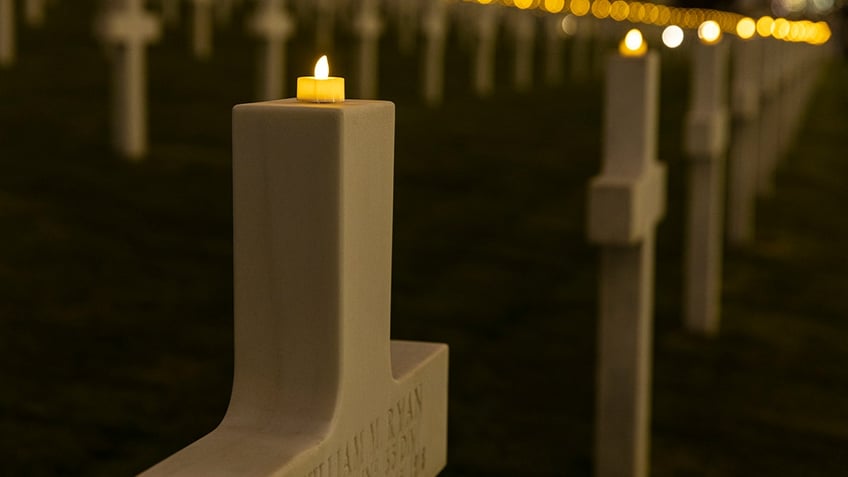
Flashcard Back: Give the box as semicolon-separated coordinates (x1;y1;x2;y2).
214;0;234;27
420;0;447;106
96;0;162;160
354;0;383;99
24;0;45;28
160;0;180;27
313;0;336;52
141;99;449;477
587;49;665;477
188;0;213;60
249;0;294;100
393;0;419;54
509;10;535;93
0;0;15;68
543;14;564;86
727;37;761;246
683;38;729;336
757;38;781;198
471;3;498;97
569;16;591;83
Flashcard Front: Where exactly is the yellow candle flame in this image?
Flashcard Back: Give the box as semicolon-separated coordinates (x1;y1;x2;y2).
315;55;329;79
619;29;647;57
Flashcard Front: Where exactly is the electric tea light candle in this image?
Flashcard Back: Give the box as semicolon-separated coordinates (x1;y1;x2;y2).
297;55;345;103
619;28;647;57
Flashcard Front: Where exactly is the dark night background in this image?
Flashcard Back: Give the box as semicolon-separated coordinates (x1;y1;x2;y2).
2;1;848;475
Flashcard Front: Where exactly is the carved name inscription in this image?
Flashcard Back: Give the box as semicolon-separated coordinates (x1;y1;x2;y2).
305;384;427;477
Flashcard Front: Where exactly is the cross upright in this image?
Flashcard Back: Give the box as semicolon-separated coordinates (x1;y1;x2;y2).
96;0;162;159
249;0;295;101
141;99;449;477
188;0;213;60
587;48;666;477
683;37;729;336
0;0;15;68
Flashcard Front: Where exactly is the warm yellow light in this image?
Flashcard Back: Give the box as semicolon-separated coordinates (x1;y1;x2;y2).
736;17;756;39
298;55;345;103
571;0;590;16
619;28;647;57
629;2;646;22
773;18;791;39
514;0;533;9
314;55;329;79
756;16;775;37
657;5;671;25
662;25;684;48
698;20;721;44
591;0;611;19
645;4;659;24
544;0;565;12
610;0;629;21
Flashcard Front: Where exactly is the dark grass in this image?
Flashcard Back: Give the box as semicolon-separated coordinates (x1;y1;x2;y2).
2;2;848;476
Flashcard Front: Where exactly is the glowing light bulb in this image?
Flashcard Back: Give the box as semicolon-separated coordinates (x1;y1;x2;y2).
756;16;775;37
662;25;684;48
698;20;721;44
736;17;756;39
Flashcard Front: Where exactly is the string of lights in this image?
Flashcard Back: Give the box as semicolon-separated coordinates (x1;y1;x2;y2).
460;0;833;45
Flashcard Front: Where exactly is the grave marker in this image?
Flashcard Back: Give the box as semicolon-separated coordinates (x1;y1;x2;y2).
510;10;535;92
142;62;448;477
421;0;447;106
249;0;295;100
588;30;665;477
96;0;162;160
354;0;382;99
471;4;498;97
0;0;15;67
727;36;761;245
24;0;45;28
189;0;213;60
543;14;565;86
683;22;729;336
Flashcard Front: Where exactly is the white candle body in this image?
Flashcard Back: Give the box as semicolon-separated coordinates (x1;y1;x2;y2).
683;41;729;336
140;99;449;477
0;0;15;67
588;51;665;477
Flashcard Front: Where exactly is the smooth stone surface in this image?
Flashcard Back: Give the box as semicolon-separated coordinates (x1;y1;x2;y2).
683;40;729;336
141;100;448;477
588;51;665;477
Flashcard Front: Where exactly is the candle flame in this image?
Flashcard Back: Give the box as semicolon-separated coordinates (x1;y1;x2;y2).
619;29;647;56
315;55;329;79
624;29;643;51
